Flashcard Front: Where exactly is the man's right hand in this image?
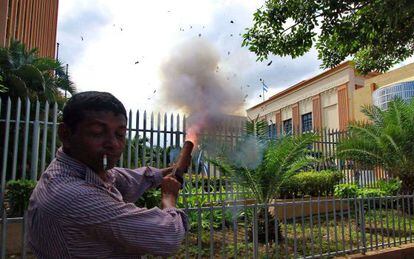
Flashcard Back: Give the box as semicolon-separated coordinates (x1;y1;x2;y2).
160;175;181;209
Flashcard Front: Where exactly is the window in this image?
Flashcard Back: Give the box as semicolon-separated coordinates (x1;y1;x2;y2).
283;119;292;135
268;123;277;138
301;112;312;132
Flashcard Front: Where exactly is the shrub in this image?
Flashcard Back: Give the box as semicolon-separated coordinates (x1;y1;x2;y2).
5;179;36;217
377;179;402;195
334;179;402;198
280;170;344;198
358;188;386;197
334;184;359;198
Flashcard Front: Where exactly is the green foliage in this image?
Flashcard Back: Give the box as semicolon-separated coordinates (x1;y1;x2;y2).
358;188;386;198
0;40;75;102
242;0;414;74
0;74;7;92
337;99;414;193
334;184;359;198
245;115;268;139
5;179;36;217
334;179;402;198
377;179;402;196
177;184;234;230
210;132;319;204
135;188;161;209
280;170;344;197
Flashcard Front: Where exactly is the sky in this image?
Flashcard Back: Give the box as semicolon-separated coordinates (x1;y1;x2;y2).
57;0;413;115
56;0;325;115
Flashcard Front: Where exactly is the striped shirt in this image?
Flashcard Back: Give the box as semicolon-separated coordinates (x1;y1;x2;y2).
27;148;188;258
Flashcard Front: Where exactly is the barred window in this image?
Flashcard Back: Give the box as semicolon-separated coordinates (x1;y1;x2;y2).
301;112;312;132
268;123;277;138
283;119;292;135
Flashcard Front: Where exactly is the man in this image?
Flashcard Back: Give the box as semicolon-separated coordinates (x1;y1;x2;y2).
27;91;188;258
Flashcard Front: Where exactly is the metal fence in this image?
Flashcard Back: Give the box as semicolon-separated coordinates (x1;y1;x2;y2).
2;195;414;258
0;98;396;258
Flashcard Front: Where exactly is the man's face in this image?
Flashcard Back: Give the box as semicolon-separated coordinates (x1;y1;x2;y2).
59;111;127;173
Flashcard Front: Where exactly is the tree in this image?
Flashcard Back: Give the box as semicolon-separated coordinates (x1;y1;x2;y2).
242;0;414;74
337;99;414;193
210;127;318;242
0;40;75;103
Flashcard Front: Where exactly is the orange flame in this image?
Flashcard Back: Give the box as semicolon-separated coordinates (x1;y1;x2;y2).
186;124;201;146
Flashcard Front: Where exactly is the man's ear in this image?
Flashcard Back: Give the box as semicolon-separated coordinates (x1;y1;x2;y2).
58;123;72;149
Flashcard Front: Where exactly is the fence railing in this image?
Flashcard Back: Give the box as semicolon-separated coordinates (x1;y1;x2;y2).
2;194;414;258
0;98;388;202
0;98;401;258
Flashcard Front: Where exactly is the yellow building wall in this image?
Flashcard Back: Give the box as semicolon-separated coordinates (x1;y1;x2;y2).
365;63;414;88
352;85;373;122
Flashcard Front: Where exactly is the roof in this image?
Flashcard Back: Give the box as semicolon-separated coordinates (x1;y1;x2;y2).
247;61;356;111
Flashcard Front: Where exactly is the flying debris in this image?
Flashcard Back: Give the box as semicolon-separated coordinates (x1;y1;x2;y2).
153;90;156;93
247;84;251;87
80;36;84;41
134;61;139;64
190;25;192;29
120;27;123;31
239;33;242;36
230;20;234;23
260;78;263;81
198;33;202;37
244;94;248;98
267;61;273;66
230;34;233;37
202;26;205;29
227;51;230;55
259;94;262;98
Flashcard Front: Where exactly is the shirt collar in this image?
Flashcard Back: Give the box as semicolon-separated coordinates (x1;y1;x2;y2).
55;147;115;188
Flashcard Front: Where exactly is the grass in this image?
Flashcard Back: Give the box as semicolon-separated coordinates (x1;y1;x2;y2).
174;205;414;258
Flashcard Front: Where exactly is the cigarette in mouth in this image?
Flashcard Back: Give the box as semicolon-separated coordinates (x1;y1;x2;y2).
103;154;107;170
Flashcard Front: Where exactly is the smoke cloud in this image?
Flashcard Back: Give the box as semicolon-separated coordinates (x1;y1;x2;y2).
159;39;245;141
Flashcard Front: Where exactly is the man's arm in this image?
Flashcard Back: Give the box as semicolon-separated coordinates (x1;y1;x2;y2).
64;189;187;257
111;166;171;203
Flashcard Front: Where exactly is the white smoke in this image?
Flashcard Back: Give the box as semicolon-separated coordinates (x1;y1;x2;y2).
159;39;245;138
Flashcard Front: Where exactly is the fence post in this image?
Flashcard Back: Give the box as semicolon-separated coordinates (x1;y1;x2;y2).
355;169;360;188
253;204;259;259
359;197;367;255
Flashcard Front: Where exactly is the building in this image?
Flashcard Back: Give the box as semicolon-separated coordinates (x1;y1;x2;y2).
368;63;414;110
0;0;59;58
247;61;378;133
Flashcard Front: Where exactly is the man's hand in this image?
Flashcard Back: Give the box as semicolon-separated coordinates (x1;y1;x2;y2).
161;175;181;209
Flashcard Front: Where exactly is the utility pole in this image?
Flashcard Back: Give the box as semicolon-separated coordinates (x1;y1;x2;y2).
65;64;69;98
56;42;60;60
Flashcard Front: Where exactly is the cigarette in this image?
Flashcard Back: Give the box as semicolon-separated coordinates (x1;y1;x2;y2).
103;154;107;170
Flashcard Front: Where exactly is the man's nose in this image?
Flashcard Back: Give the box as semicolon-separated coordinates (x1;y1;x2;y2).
104;134;122;150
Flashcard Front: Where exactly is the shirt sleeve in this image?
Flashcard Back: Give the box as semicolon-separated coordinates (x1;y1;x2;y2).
110;166;164;203
64;189;188;257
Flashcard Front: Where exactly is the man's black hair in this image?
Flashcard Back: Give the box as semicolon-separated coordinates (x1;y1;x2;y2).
63;91;127;131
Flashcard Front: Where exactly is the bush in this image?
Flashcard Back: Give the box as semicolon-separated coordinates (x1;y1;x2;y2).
377;179;402;195
334;184;359;198
280;170;344;198
358;188;386;197
5;179;36;217
334;179;402;198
